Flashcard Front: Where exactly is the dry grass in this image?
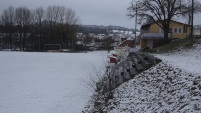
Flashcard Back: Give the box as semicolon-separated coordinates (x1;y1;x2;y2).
149;37;201;53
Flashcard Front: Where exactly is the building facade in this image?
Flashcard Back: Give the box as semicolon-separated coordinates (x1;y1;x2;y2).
140;20;191;49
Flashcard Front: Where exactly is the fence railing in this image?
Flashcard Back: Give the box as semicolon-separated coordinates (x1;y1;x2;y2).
141;33;172;39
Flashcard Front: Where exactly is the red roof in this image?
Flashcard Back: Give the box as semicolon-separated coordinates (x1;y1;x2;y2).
117;40;134;48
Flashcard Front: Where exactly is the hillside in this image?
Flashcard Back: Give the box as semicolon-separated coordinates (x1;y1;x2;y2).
83;39;201;113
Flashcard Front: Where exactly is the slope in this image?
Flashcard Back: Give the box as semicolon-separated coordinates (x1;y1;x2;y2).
83;39;201;112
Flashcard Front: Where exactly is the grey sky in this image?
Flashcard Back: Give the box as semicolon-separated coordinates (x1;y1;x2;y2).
0;0;201;29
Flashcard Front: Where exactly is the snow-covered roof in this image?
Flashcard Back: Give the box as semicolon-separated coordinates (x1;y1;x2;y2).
127;37;133;40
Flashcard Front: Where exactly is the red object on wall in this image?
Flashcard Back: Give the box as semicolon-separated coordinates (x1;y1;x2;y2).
109;56;117;63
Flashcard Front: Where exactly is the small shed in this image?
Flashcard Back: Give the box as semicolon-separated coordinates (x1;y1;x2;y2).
109;56;117;63
109;54;118;67
114;40;134;57
118;40;135;48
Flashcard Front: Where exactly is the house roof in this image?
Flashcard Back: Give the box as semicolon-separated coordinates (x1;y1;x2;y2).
140;20;190;29
141;23;152;29
117;40;134;48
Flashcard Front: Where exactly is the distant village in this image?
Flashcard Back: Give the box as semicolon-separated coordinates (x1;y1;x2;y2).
74;29;140;51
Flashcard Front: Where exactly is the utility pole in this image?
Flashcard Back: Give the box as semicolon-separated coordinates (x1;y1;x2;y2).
191;0;194;38
135;4;137;43
134;0;138;47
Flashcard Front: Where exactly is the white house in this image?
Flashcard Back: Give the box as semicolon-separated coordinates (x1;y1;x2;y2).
96;34;106;39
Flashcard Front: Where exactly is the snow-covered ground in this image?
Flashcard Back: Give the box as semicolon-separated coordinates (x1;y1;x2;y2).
105;62;201;113
156;42;201;75
0;51;107;113
83;41;201;113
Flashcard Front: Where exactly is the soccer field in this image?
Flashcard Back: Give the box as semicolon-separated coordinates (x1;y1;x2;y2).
0;51;107;113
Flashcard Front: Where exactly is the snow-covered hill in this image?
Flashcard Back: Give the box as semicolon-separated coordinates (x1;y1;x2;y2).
156;41;201;75
105;62;200;113
83;40;201;113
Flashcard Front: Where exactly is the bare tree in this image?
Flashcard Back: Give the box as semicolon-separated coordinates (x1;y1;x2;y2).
57;6;67;49
1;6;15;49
0;6;81;51
65;8;80;25
65;8;80;51
52;6;59;23
32;7;45;51
127;0;198;42
45;6;54;23
82;63;105;92
182;0;201;25
57;6;66;24
83;34;92;45
102;36;115;52
45;6;55;47
15;7;31;50
53;6;67;48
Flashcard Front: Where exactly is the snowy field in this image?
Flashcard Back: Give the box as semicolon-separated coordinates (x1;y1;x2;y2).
0;51;107;113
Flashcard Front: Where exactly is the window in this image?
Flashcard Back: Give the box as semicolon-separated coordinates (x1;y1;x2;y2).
178;28;182;33
174;28;177;33
173;28;182;34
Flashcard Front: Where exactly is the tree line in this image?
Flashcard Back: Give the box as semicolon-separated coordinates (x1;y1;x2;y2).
0;6;80;51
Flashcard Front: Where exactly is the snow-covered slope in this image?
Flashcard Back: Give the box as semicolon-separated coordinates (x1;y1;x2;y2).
156;41;201;75
106;62;201;113
0;51;107;113
83;40;201;113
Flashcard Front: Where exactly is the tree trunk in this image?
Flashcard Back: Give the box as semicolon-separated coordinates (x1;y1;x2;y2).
164;24;170;43
9;32;12;49
164;30;169;43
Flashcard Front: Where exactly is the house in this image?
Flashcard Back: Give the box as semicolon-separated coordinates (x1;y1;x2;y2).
193;26;201;37
114;40;135;57
96;34;106;39
75;41;84;51
88;33;96;38
118;40;135;48
193;29;201;37
85;42;97;51
76;33;83;39
140;20;191;49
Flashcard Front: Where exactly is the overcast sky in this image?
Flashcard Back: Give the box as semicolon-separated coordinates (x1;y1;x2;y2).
1;0;201;29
